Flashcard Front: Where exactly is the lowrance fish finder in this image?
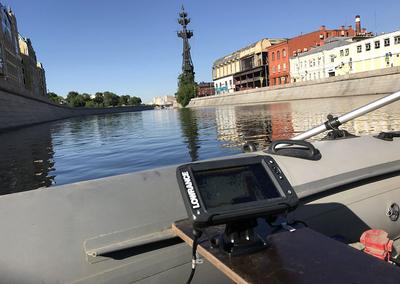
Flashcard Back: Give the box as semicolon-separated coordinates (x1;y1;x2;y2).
177;155;298;229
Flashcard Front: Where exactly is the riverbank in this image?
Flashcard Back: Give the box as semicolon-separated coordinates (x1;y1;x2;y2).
0;80;153;132
189;67;400;108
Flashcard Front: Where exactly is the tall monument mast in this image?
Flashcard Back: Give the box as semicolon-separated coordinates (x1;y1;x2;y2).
177;6;195;78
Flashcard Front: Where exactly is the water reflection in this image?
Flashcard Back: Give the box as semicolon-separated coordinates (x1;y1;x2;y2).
178;108;199;161
0;124;55;194
0;95;398;195
215;103;294;149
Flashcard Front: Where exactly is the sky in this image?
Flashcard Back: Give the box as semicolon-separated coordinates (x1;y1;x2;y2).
5;0;400;102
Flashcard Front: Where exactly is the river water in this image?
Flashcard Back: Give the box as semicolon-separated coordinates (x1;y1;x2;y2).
0;95;399;195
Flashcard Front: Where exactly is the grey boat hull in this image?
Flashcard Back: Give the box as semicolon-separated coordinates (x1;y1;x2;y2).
0;135;399;283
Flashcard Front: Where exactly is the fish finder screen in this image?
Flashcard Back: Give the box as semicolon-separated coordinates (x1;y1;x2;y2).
193;164;281;210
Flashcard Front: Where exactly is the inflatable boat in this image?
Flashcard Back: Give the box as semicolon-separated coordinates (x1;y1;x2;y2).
0;92;399;283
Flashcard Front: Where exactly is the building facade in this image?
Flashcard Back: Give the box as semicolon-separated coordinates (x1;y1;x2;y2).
268;25;358;86
19;36;47;96
0;3;46;96
196;82;215;97
290;37;352;82
212;38;285;94
290;30;400;82
151;95;176;107
0;5;22;86
334;30;400;76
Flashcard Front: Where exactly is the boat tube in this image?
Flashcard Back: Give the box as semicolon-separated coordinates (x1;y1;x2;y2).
0;93;399;283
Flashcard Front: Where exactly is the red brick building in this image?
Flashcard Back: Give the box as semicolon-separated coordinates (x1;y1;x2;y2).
268;25;357;86
196;82;215;97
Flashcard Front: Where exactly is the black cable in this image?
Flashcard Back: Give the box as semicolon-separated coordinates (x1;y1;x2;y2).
288;219;308;227
186;230;202;284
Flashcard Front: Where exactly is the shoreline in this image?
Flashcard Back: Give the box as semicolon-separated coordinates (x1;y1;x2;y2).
189;67;400;108
0;81;154;132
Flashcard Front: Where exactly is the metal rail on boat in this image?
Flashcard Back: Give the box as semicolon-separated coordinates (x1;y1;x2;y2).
292;91;400;140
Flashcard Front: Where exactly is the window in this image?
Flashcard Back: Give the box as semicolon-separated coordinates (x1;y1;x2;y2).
283;49;286;57
312;59;316;66
318;57;321;66
283;63;286;71
277;64;281;72
375;40;380;49
330;55;335;63
272;66;276;73
357;45;362;53
365;43;371;51
272;52;275;61
384;38;390;46
340;50;344;56
229;80;232;86
1;9;12;41
395;36;400;45
277;51;280;60
345;48;349;56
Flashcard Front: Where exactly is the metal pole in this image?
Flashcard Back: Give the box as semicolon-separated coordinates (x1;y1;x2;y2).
292;91;400;141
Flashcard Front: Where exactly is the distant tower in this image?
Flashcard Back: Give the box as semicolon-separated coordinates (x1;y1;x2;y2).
177;6;195;78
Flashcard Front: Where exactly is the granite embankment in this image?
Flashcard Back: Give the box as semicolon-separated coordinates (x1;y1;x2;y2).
0;81;153;132
189;67;400;108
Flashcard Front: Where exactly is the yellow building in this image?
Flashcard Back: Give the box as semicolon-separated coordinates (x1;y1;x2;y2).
19;36;47;96
212;38;285;94
334;30;400;76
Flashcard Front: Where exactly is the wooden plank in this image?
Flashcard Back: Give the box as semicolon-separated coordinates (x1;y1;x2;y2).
173;219;400;284
172;222;247;284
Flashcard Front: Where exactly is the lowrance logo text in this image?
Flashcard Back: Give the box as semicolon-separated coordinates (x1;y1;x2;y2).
181;171;200;209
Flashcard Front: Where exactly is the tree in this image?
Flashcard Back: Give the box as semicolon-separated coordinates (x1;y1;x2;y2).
66;91;85;107
103;91;119;107
93;92;104;107
176;73;196;107
119;95;130;106
85;100;95;108
47;92;63;104
128;96;142;106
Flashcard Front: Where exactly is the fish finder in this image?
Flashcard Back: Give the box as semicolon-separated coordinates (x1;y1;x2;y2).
177;155;298;229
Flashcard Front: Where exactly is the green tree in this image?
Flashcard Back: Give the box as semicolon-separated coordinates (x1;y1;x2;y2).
93;92;104;107
85;100;95;108
128;96;142;106
119;95;130;106
47;92;63;104
176;73;196;107
103;91;119;107
82;93;91;104
66;91;84;107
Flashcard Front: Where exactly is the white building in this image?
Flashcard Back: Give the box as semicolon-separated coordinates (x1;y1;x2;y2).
290;30;400;82
290;37;352;82
333;30;400;76
151;95;176;107
214;75;235;94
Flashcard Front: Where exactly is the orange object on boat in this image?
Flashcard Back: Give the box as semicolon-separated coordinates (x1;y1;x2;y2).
360;229;393;261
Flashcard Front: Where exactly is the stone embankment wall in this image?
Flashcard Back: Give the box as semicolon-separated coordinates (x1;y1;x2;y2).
189;67;400;108
0;81;153;132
